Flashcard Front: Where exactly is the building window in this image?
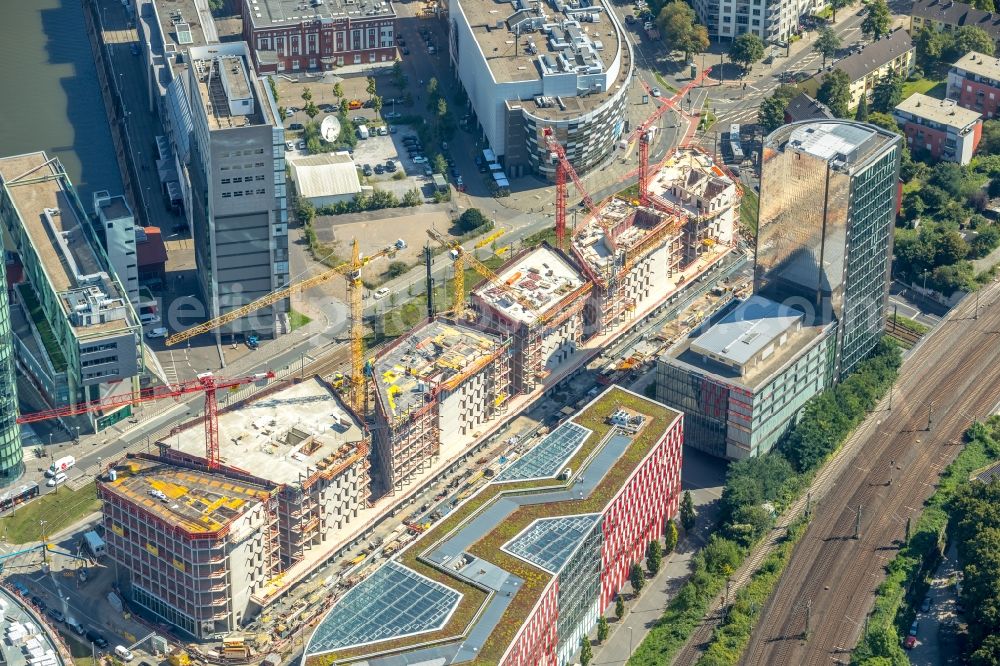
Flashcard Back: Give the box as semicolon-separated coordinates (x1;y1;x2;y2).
354;54;361;64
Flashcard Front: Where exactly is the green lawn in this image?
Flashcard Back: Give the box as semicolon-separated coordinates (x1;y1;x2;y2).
699;111;717;132
0;482;100;544
902;77;947;100
740;189;760;236
654;74;679;94
288;308;312;331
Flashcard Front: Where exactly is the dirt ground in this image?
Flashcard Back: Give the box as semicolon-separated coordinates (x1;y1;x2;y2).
313;207;453;279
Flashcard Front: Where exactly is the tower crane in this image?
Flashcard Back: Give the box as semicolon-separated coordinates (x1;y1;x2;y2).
165;239;391;411
543;127;597;250
17;371;276;470
426;228;544;322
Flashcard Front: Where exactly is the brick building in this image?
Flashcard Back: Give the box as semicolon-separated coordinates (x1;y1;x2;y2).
948;51;1000;120
241;0;396;74
894;93;982;164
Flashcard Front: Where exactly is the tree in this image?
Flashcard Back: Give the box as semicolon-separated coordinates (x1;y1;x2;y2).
433;154;448;175
729;33;765;74
208;0;224;12
427;77;439;98
681;490;697;530
830;0;850;22
630;562;645;593
866;111;900;134
301;87;313;103
437;97;448;119
402;188;423;207
854;94;869;122
817;68;851;118
646;539;663;574
861;0;891;40
339;98;349;114
615;594;626;619
657;1;709;61
758;95;788;133
814;27;841;68
981;120;1000;155
457;208;491;232
333;82;344;99
955;25;996;58
372;96;383;114
579;636;593;666
366;76;377;99
916;25;949;69
871;72;904;113
386;261;408;278
304;101;319;119
597;615;609;643
665;519;679;553
971;0;997;10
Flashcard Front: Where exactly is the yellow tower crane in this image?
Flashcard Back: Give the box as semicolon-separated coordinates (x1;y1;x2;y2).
426;229;543;322
164;240;391;412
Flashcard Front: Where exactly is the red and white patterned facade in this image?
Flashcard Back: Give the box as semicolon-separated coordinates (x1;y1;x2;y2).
501;577;559;666
599;412;683;610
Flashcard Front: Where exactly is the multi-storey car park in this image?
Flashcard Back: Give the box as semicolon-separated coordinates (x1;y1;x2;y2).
470;245;592;394
371;318;513;497
241;0;397;74
101;377;371;637
302;386;683;666
0;152;143;433
447;0;633;177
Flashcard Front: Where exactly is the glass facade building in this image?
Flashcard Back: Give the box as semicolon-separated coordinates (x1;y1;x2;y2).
755;121;901;379
0;257;22;485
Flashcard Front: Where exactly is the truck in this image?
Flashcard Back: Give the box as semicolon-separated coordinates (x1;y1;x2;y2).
46;456;75;477
357;124;370;140
83;530;106;558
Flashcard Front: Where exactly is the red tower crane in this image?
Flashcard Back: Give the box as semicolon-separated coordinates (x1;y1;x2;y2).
17;371;276;470
543;127;597;249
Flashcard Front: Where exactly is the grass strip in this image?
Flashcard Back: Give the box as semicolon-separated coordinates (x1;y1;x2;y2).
0;482;100;544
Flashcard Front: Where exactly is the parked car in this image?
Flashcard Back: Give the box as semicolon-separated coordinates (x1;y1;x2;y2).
284;108;294;117
385;111;402;119
921;597;932;612
30;596;44;609
46;472;67;488
651;87;662;97
412;155;428;163
86;630;109;649
362;164;373;176
401;47;410;55
46;608;64;623
348;99;363;109
909;620;918;636
385;160;397;171
285;141;295;151
288;122;304;131
319;103;335;112
146;327;168;339
296;140;306;150
374;164;385;174
374;287;390;299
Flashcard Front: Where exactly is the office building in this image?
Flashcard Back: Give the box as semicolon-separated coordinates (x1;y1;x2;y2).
894;94;982;164
657;295;836;459
0;254;21;486
303;386;683;666
470;245;591;393
447;0;633;177
755;120;902;378
101;377;371;637
692;0;824;42
908;0;1000;51
241;0;397;74
0;152;142;431
93;192;140;305
371;318;513;497
186;43;289;339
947;51;1000;119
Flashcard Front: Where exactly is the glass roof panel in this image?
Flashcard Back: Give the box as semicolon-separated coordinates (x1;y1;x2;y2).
494;421;592;482
501;514;601;573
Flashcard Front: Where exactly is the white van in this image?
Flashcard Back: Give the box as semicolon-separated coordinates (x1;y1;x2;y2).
114;645;134;661
46;472;67;488
139;313;160;326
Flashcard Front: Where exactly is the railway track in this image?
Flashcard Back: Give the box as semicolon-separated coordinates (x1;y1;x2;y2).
739;281;1000;666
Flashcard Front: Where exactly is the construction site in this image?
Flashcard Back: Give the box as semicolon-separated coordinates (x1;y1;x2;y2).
470;245;592;393
371;318;513;497
98;377;372;637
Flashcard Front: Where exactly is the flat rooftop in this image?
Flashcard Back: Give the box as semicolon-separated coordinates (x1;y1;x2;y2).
668;297;834;388
647;148;737;213
246;0;394;29
474;245;587;325
459;0;622;109
895;93;982;129
190;45;275;130
375;318;506;420
103;457;273;534
168;377;366;487
304;386;681;665
572;199;677;280
770;120;899;172
95;195;132;221
689;295;803;367
952;50;1000;83
153;0;223;51
0;152;131;335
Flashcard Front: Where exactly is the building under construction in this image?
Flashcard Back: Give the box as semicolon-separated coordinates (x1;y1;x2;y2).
572;200;684;335
99;377;371;638
470;245;591;393
647;148;738;268
371;318;512;497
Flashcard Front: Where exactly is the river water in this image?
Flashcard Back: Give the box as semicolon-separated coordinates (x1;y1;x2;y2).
0;0;122;204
